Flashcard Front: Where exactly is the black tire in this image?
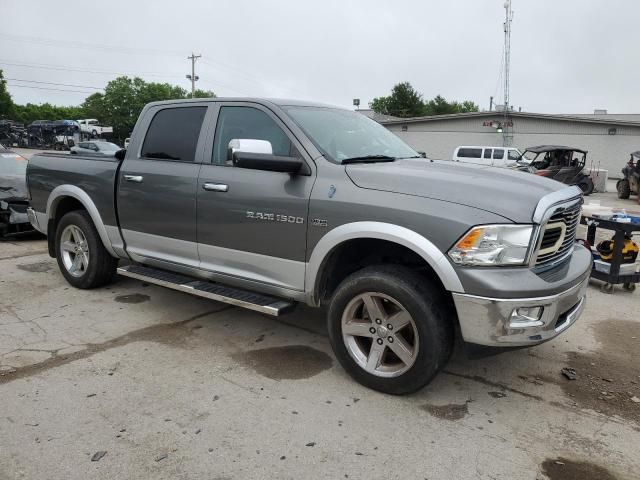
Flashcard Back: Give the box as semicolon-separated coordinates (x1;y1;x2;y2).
617;179;631;199
577;176;594;196
327;265;454;395
55;210;117;289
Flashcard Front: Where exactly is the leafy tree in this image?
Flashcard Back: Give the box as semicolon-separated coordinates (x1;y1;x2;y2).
0;70;16;120
370;82;424;118
82;76;215;140
192;89;215;99
2;73;215;140
81;93;105;120
370;82;479;118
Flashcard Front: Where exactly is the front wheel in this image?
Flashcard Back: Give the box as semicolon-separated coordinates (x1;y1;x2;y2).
55;210;117;289
327;265;453;395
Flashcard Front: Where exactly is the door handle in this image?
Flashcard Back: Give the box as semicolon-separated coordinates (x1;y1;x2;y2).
123;175;143;183
203;182;229;192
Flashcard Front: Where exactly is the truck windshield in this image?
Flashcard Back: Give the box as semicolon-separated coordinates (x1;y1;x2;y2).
284;106;419;164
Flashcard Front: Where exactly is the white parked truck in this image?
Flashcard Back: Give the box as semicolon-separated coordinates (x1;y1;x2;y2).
76;119;113;138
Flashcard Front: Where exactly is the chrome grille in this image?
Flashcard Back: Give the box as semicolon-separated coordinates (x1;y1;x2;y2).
535;202;581;268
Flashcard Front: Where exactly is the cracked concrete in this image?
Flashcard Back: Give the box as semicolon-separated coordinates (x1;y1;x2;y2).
1;235;639;479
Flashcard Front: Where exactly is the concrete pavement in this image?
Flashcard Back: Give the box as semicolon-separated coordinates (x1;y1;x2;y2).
1;188;639;479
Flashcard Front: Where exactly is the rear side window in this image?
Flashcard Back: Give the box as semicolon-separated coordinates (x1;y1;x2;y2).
141;107;207;162
493;148;505;159
483;148;492;159
458;148;482;158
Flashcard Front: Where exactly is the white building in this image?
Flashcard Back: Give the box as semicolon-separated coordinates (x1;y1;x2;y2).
378;111;640;178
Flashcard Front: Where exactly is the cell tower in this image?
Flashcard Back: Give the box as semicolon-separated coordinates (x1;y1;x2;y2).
502;0;514;146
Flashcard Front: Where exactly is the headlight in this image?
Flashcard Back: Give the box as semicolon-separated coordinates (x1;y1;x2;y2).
448;225;534;266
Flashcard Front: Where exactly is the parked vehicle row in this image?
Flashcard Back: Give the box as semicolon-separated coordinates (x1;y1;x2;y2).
25;98;591;394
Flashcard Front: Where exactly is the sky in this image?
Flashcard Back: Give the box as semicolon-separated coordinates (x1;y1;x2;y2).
1;0;638;114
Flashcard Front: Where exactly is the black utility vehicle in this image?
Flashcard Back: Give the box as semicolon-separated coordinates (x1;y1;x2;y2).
518;145;594;195
616;151;640;200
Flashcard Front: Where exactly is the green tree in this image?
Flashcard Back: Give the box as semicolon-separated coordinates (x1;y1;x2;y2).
85;76;215;140
370;82;479;118
0;70;16;120
81;92;105;120
370;82;424;118
192;89;215;99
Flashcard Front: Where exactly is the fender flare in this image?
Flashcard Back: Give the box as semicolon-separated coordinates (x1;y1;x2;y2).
47;185;118;258
306;221;464;299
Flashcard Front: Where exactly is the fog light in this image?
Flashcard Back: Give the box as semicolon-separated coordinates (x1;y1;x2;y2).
509;306;544;328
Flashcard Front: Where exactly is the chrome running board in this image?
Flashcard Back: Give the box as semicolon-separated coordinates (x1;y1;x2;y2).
117;265;295;316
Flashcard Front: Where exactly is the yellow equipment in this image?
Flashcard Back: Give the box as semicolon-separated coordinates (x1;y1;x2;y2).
597;235;639;263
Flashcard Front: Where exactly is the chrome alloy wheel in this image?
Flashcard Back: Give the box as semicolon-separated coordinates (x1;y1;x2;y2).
341;292;419;377
60;224;90;277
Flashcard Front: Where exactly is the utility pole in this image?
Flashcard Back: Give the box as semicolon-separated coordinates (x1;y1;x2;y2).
502;0;513;146
186;53;201;98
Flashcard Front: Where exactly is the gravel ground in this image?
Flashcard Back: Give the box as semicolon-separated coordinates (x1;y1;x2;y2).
0;189;639;480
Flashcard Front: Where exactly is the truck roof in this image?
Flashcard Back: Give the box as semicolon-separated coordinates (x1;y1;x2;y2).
143;97;342;109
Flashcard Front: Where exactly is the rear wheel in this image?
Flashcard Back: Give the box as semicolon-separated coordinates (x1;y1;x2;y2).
55;210;117;289
617;179;631;199
327;265;453;395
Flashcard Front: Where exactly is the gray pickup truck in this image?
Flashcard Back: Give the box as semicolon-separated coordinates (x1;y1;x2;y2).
26;98;592;394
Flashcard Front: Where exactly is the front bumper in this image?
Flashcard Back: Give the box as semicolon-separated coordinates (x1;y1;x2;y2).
452;271;589;347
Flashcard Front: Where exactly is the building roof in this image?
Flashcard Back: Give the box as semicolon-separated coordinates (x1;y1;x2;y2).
355;109;402;123
380;110;640;127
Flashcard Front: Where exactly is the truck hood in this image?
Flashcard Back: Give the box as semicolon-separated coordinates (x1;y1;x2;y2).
345;159;565;223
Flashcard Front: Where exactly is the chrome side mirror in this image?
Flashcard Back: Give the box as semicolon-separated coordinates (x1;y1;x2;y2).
227;139;273;162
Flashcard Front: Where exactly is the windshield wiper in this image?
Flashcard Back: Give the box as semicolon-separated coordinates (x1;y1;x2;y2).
341;155;396;164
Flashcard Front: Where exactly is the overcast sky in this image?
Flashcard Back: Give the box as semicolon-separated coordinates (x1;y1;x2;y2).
2;0;638;114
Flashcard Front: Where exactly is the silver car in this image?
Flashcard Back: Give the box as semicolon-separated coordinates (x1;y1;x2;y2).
70;141;121;156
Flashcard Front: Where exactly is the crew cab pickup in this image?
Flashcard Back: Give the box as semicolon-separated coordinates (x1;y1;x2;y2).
26;99;592;394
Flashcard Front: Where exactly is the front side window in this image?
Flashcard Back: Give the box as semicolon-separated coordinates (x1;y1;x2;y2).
141;106;206;162
458;148;482;158
213;106;292;166
508;149;520;160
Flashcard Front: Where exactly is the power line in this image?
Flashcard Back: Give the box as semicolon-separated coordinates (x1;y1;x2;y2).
7;83;96;94
0;33;184;58
0;59;182;79
5;78;103;90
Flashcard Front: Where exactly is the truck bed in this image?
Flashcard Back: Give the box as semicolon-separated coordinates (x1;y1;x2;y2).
27;153;121;229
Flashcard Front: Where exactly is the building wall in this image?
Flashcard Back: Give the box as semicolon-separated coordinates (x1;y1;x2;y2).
386;114;640;178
